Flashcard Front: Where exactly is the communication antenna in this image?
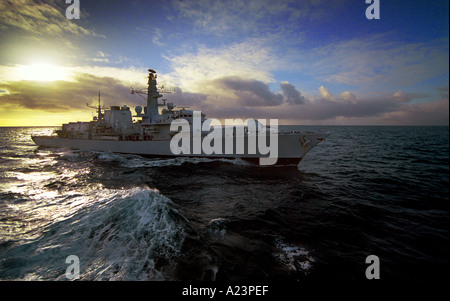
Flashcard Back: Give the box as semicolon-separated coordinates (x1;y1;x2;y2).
130;87;147;101
86;91;104;120
131;84;174;98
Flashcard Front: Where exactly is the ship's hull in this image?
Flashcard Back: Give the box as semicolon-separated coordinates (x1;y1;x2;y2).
32;132;328;166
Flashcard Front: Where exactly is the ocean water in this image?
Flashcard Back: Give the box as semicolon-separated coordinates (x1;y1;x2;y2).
0;126;448;282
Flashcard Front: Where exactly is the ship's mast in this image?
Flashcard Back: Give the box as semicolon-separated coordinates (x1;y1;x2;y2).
146;69;163;122
96;91;102;121
87;90;103;121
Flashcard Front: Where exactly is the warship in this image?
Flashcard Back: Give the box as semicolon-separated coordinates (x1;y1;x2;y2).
32;69;329;165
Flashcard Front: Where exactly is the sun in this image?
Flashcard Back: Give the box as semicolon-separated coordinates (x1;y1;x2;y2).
15;63;69;82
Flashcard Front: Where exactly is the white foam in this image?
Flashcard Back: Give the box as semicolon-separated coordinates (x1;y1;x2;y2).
12;187;186;280
274;238;315;274
207;217;228;237
94;151;251;168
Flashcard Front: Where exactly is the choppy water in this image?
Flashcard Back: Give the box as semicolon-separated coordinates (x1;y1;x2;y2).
0;126;448;282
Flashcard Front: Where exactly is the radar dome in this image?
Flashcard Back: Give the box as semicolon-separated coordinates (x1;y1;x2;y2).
135;106;142;114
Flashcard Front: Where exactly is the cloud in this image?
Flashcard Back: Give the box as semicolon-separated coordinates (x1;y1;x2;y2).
152;27;165;46
70;66;147;86
0;64;148;88
135;24;165;46
0;73;142;112
164;39;278;92
170;0;348;38
240;94;448;125
0;0;103;37
275;34;448;95
161;57;448;125
436;85;449;99
317;87;356;104
339;91;356;103
211;76;283;106
1;65;447;126
90;51;110;63
166;77;310;109
165;87;208;109
164;83;448;125
280;81;306;104
373;99;449;125
162;76;285;112
318;85;334;102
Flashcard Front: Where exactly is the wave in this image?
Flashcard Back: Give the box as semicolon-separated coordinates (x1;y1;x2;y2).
95;151;250;168
0;187;188;281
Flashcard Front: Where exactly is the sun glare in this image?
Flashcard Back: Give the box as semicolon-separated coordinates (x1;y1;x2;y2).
15;63;69;82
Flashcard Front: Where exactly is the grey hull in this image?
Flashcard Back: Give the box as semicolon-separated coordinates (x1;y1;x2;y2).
32;132;328;166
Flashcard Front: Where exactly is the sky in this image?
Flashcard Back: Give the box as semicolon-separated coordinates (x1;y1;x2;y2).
0;0;448;126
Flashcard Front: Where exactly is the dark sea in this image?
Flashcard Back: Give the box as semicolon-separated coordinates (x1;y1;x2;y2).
0;126;448;287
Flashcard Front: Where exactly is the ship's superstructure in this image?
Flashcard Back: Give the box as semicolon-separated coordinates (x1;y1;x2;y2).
32;69;329;165
57;69;205;142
